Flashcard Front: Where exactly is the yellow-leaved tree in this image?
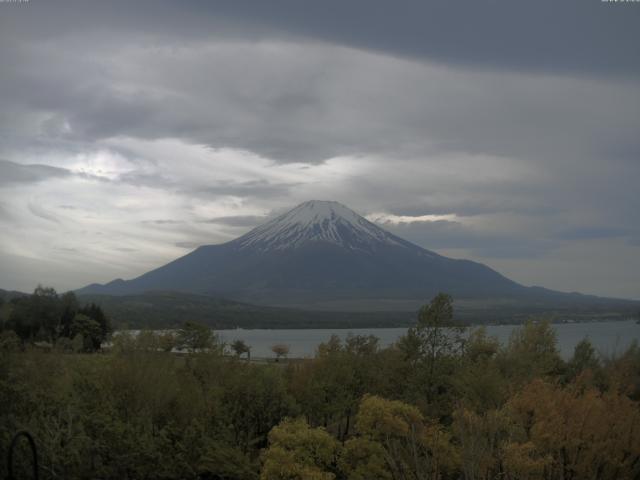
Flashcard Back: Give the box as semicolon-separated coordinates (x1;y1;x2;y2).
260;418;339;480
508;379;640;479
347;394;459;480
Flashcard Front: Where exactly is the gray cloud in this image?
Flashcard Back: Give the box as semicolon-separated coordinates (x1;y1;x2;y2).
113;247;137;253
190;180;298;200
174;241;202;250
0;202;10;221
382;220;557;260
142;219;185;225
201;215;268;227
0;159;70;186
116;170;294;201
556;226;635;241
27;203;60;224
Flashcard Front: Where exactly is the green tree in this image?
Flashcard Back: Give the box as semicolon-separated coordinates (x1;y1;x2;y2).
452;327;508;412
498;320;564;383
401;293;466;415
134;330;161;352
177;321;218;352
415;293;465;368
344;333;379;356
316;334;342;357
77;302;111;345
70;313;102;352
222;364;297;452
231;339;252;360
32;286;62;341
59;291;79;338
0;330;21;352
397;327;422;367
290;334;386;438
157;331;176;352
7;286;61;343
566;338;602;383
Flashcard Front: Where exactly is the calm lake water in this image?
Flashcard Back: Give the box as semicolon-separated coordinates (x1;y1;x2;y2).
216;320;640;359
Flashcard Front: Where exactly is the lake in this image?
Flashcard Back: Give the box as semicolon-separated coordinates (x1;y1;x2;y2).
216;320;640;359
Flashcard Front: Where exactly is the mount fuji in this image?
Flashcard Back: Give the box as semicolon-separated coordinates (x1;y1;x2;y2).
77;201;615;311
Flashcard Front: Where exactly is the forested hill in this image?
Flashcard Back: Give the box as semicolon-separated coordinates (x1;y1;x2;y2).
0;288;28;302
3;287;636;330
77;291;415;329
78;290;637;330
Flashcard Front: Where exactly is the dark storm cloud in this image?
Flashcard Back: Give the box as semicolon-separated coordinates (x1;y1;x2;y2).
2;1;639;164
0;0;637;166
2;0;638;77
210;0;640;76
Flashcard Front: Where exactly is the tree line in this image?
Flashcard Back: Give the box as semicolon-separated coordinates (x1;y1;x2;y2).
1;293;639;479
0;286;111;352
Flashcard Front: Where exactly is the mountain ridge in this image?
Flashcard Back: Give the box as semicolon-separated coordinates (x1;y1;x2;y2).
77;200;634;311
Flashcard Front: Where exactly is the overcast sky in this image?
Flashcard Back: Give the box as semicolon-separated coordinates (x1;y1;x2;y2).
1;0;639;299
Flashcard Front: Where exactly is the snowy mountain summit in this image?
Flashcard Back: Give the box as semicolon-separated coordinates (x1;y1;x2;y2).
235;200;406;252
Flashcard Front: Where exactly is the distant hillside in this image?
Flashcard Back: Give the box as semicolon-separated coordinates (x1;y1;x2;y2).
2;287;635;330
77;291;415;330
0;288;28;302
78;290;638;330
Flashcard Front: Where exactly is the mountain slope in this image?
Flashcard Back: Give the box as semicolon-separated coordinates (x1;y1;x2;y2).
77;200;628;311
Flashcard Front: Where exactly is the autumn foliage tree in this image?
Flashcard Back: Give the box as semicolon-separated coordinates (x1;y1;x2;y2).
271;343;290;362
260;418;339;480
508;379;640;480
350;395;459;480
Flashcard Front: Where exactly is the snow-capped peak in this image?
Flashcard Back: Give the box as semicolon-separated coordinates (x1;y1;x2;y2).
234;200;406;252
